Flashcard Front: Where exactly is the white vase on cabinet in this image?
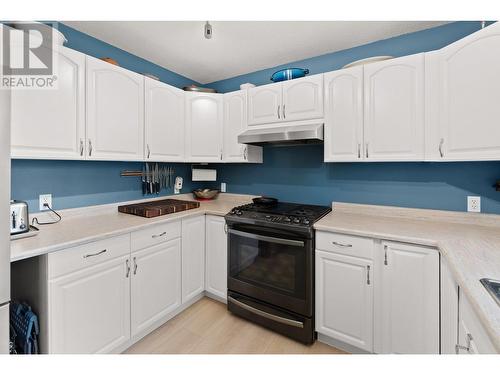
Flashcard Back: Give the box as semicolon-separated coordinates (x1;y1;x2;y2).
86;56;144;161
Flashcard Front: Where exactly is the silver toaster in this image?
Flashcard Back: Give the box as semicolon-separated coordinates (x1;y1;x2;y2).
10;200;29;235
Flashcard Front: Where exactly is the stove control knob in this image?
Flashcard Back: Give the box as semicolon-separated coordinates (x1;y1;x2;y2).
236;210;243;216
284;217;291;222
293;218;300;224
303;219;310;225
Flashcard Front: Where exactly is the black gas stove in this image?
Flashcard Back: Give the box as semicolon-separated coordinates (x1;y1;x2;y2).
225;199;331;344
226;201;331;238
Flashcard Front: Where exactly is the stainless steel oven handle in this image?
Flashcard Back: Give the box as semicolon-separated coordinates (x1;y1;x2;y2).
228;229;304;247
228;296;304;328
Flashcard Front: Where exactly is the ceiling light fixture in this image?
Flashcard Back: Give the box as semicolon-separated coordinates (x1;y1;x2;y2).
204;21;212;39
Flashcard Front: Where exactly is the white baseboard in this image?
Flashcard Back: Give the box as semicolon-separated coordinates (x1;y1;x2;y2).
317;333;371;354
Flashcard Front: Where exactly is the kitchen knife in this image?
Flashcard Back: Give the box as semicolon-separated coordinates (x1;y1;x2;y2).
155;163;160;194
141;165;146;195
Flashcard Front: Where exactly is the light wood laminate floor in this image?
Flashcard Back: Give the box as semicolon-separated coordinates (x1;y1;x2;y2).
125;297;346;354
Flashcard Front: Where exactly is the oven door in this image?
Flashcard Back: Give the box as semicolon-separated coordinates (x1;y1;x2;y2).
227;224;313;316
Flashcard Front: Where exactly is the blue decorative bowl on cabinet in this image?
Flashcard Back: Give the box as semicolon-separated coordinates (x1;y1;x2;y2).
270;68;309;82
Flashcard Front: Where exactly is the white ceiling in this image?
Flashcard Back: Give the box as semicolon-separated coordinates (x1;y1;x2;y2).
64;21;448;84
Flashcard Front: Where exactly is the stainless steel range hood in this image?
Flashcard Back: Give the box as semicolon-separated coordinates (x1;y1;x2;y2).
238;123;324;146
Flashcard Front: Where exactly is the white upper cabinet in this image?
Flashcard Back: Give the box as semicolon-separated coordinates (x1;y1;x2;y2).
426;22;500;161
11;47;86;160
185;92;224;162
324;66;364;162
247;83;282;125
247;76;324;126
378;241;439;354
364;54;425;161
86;56;144;161
144;78;185;162
282;74;324;121
223;90;263;163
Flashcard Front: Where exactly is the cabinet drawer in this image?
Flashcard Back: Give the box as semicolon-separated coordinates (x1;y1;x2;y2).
316;231;373;259
48;234;131;279
131;220;181;252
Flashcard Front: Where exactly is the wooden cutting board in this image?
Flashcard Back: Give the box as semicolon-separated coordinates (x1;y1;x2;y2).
118;199;200;218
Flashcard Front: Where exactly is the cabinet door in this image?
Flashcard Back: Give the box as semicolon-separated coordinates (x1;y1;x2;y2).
247;83;282;125
379;241;439;354
49;255;131;353
181;216;205;303
11;47;86;159
426;22;500;161
144;78;185;162
131;238;181;336
364;54;425;161
282;74;324;122
86;56;144;161
316;250;373;352
324;67;364;162
185;92;223;162
205;215;228;301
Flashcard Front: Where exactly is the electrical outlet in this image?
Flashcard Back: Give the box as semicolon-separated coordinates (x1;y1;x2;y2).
39;194;52;211
221;182;227;193
467;196;481;213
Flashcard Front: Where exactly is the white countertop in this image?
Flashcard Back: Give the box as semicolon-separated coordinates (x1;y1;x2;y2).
314;202;500;353
10;193;254;263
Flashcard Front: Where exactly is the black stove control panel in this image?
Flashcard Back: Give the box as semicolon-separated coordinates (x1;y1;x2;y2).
229;206;315;226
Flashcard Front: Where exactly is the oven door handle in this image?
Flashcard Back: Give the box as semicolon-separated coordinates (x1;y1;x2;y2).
228;296;304;328
228;229;305;247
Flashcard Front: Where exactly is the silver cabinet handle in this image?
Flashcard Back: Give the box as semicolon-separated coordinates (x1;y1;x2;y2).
358;143;361;159
283;104;286;119
83;249;107;259
331;241;353;248
88;139;93;157
367;265;371;285
220;148;223;161
80;139;84;156
229;228;304;247
125;259;131;278
277;105;281;119
366;143;369;158
147;144;151;159
224;223;228;234
133;256;138;275
152;231;167;238
456;333;473;353
243;147;248;160
439;138;444;158
228;296;304;328
384;245;388;266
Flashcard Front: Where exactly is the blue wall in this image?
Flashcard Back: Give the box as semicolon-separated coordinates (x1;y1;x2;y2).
211;145;500;213
10;21;500;214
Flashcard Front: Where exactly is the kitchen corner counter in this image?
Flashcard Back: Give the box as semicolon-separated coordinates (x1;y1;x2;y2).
314;202;500;353
10;193;254;263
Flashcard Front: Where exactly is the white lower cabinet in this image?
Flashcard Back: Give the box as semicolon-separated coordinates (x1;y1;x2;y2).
457;289;496;354
130;238;182;336
205;215;228;301
181;215;206;303
316;232;440;354
378;241;439;354
316;250;374;352
49;254;131;354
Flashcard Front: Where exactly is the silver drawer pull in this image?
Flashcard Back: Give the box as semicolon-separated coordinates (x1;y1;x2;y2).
152;231;167;238
331;241;353;248
83;249;107;259
133;256;138;275
228;296;304;328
